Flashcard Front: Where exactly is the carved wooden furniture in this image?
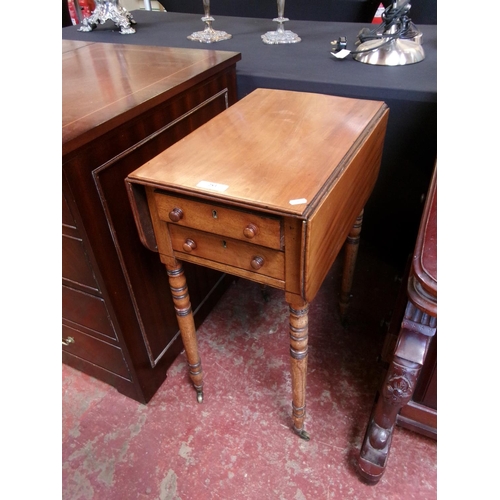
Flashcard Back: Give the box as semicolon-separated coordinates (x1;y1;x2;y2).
357;165;437;483
379;262;437;439
62;40;241;403
126;88;389;438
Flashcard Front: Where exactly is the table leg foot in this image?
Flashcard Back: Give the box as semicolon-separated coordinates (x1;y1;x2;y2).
357;453;386;484
357;413;393;483
358;357;419;479
293;426;310;441
196;388;204;403
339;209;363;320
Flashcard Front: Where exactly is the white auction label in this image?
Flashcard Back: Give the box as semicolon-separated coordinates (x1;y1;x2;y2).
196;180;229;192
331;49;351;59
289;198;307;205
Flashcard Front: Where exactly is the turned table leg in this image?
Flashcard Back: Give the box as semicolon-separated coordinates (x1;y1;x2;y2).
288;301;310;440
166;261;204;403
357;302;436;483
339;209;364;320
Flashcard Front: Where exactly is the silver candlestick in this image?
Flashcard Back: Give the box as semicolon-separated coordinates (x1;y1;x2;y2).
187;0;232;43
78;0;136;35
261;0;301;45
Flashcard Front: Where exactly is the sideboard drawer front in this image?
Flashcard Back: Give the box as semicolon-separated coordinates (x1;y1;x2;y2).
62;324;131;380
62;234;99;291
62;285;117;341
154;192;283;250
169;225;285;280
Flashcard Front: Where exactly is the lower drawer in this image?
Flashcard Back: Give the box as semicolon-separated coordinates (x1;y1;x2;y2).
62;324;131;380
169;224;285;280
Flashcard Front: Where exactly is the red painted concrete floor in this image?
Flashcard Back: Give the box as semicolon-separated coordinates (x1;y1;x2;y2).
62;243;437;499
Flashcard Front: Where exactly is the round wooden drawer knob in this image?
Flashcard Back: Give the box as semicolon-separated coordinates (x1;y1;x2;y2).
243;223;259;239
251;256;265;270
183;239;197;252
169;207;184;222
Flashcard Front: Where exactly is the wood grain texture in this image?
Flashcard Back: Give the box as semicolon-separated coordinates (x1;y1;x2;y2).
62;41;241;156
130;89;389;304
154;191;283;249
408;165;437;316
303;110;389;301
63;41;241;403
127;88;388;217
127;88;389;435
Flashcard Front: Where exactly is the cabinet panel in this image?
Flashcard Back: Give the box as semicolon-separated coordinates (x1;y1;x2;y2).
62;42;241;402
62;190;76;228
62;234;99;291
62;185;99;291
62;285;117;342
62;324;131;380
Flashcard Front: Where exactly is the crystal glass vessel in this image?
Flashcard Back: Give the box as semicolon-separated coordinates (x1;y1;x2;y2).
261;0;300;44
187;0;232;43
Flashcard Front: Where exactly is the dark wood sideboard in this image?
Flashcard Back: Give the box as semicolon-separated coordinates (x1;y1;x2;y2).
62;40;241;403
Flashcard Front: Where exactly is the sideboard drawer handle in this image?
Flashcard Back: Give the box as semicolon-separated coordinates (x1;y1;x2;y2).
169;207;184;222
62;336;75;346
183;239;197;252
251;256;265;270
243;223;259;239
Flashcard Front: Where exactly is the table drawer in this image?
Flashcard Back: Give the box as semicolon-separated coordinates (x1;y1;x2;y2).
154;192;283;250
170;224;285;280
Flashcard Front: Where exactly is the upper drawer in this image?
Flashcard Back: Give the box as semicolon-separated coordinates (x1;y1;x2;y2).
153;192;283;250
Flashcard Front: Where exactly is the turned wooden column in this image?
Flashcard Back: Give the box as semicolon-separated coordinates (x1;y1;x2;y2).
339;209;364;320
166;261;204;403
288;301;310;440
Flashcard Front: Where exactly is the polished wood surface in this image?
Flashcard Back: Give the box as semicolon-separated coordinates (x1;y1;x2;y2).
128;89;388;300
358;165;437;483
128;89;385;217
62;41;241;403
63;41;240;155
127;88;389;435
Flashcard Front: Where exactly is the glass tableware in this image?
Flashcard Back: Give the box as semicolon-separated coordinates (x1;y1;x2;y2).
261;0;300;44
187;0;232;43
